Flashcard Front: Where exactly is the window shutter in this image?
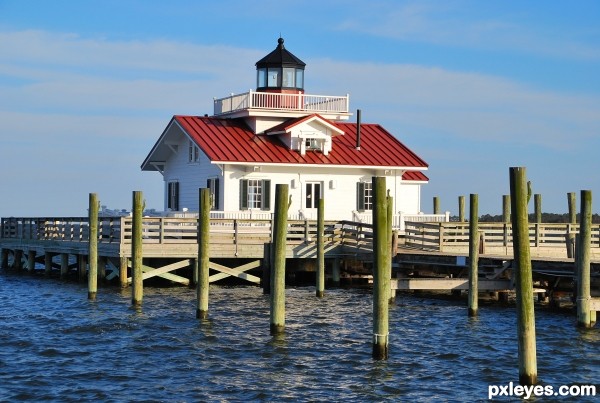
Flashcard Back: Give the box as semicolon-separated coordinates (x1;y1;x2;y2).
357;182;365;212
262;180;271;210
214;178;220;210
167;182;173;210
174;182;179;211
240;180;248;210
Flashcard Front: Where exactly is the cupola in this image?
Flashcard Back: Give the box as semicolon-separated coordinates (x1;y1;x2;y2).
255;37;305;94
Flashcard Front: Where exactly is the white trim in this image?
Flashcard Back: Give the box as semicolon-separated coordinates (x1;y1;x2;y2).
212;160;428;171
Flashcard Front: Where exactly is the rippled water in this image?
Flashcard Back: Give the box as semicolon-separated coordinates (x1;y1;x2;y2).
0;273;598;402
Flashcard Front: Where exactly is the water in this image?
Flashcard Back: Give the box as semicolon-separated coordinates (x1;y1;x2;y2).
0;273;598;402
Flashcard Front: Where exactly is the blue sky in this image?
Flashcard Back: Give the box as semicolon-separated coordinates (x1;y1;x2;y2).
1;0;599;216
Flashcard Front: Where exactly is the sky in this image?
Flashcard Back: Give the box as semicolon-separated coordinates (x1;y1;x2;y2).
0;0;599;217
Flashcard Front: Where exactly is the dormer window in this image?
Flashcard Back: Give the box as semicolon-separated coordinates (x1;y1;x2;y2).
305;138;320;150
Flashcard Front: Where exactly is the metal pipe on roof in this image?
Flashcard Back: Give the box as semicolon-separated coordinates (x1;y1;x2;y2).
356;109;361;151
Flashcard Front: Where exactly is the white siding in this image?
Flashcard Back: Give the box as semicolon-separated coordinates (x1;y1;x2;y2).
221;164;423;220
162;134;221;212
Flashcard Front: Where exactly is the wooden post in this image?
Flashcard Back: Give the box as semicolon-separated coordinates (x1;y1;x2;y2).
131;190;144;307
502;195;511;223
13;249;22;270
78;254;87;282
509;167;537;386
270;184;288;335
27;250;36;274
568;192;577;224
534;194;542;223
44;252;52;275
262;243;271;294
119;257;128;288
60;253;69;279
433;196;440;214
196;188;210;319
468;194;479;317
576;190;593;328
387;193;395;303
88;193;99;300
1;249;8;269
458;196;465;222
332;257;340;287
372;176;389;360
316;197;325;298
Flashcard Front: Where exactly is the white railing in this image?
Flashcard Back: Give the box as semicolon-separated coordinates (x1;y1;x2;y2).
352;211;450;232
214;91;350;115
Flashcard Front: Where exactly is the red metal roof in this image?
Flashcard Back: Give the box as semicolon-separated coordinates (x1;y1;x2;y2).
170;115;428;181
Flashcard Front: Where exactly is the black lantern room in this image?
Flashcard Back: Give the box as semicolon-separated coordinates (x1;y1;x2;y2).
255;37;305;94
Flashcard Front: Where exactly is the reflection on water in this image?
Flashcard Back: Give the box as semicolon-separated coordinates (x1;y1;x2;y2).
0;273;598;402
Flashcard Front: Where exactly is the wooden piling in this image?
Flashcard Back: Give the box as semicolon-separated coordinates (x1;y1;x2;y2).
502;195;511;223
332;257;340;287
316;198;325;298
458;196;465;222
509;167;537;386
262;243;271;294
1;248;8;269
88;193;99;300
387;193;395;303
534;194;542;223
468;194;479;317
119;257;128;288
433;196;440;214
27;250;35;274
77;254;86;282
196;188;210;319
270;184;288;335
131;191;144;307
576;190;593;328
44;252;52;275
372;176;389;360
567;192;577;224
60;253;68;279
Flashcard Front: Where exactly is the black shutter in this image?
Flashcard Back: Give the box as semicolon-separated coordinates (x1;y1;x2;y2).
240;180;248;210
262;180;271;210
357;182;365;212
167;182;173;210
214;178;220;210
174;182;179;211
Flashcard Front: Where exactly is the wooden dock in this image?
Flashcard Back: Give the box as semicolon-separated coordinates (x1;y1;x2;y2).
1;216;599;303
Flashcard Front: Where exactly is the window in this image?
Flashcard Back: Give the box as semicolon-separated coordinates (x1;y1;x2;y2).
305;138;320;150
356;182;373;212
257;68;267;88
296;69;304;89
282;67;295;87
188;140;199;163
168;181;179;211
207;178;219;210
305;182;322;209
240;179;271;210
267;68;280;87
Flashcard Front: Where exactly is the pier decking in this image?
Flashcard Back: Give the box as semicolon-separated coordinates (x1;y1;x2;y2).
1;216;598;302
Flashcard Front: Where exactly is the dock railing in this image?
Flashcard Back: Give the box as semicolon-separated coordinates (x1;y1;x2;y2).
0;217;372;251
405;221;600;258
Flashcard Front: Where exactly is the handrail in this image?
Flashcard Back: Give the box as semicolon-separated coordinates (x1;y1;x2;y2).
0;217;371;249
214;91;350;115
405;221;600;254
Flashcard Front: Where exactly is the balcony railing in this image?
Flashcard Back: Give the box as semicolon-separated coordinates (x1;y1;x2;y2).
213;91;350;116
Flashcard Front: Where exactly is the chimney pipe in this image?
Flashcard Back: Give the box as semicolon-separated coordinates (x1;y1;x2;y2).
356;109;361;151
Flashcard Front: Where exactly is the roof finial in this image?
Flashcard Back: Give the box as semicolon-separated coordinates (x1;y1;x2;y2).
278;36;284;48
